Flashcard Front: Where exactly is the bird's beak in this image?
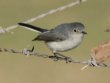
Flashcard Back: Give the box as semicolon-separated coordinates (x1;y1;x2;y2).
82;31;87;34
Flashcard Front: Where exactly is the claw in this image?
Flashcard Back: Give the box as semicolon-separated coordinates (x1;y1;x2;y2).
49;56;59;61
65;57;72;63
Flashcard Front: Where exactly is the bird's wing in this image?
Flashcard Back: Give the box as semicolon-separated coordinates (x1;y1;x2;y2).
32;31;67;42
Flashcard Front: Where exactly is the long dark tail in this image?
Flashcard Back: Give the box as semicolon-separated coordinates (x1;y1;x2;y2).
18;23;48;33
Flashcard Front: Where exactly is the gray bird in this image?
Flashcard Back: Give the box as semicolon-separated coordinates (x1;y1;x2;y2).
18;22;87;62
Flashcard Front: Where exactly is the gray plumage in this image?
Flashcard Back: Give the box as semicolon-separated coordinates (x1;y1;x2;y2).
18;22;87;62
33;22;85;42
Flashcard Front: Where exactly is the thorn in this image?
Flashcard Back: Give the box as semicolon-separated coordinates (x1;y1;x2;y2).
31;46;34;52
27;45;34;52
22;45;35;56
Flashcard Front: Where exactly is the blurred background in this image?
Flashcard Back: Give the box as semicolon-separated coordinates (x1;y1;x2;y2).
0;0;110;83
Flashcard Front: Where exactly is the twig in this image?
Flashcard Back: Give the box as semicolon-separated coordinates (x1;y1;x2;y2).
0;46;110;70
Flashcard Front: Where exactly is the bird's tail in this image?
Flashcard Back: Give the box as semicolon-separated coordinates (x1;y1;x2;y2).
18;23;48;33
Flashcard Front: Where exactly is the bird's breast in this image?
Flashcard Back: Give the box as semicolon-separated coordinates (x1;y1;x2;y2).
46;34;83;52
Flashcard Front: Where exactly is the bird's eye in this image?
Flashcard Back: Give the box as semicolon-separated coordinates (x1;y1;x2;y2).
74;29;77;32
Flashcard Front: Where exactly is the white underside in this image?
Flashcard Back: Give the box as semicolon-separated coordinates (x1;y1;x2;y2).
46;33;83;52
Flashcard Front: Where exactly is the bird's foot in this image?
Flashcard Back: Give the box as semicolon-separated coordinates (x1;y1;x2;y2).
49;55;61;61
49;55;72;63
53;53;73;63
64;57;73;63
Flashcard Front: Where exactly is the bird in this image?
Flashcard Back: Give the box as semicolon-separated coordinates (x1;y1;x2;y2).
18;22;87;63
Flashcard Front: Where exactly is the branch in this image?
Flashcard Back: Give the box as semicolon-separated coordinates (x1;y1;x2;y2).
0;46;110;70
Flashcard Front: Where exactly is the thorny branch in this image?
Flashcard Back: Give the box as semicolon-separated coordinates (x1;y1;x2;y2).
0;46;110;70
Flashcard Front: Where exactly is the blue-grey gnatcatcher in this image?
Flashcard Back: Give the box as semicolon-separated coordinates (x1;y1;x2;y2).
18;22;87;62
